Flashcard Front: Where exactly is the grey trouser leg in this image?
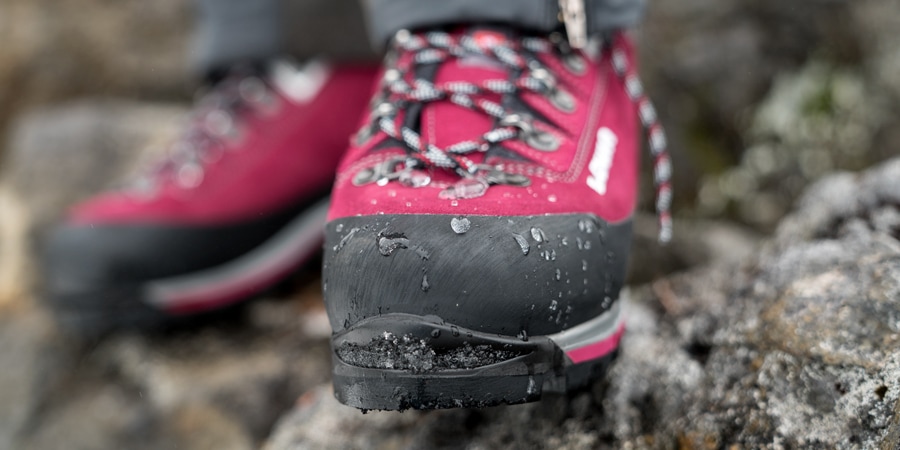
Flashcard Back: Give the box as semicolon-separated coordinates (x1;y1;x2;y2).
190;0;283;76
365;0;647;46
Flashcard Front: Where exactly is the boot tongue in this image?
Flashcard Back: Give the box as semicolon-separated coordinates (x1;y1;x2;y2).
421;27;514;154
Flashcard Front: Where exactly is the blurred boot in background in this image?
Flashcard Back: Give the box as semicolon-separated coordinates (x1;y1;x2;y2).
42;0;378;335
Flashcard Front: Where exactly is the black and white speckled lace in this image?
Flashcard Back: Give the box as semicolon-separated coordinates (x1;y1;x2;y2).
356;29;571;178
357;29;672;242
130;71;277;194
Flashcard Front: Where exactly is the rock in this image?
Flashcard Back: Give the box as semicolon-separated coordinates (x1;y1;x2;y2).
640;0;900;231
0;289;334;450
265;158;900;448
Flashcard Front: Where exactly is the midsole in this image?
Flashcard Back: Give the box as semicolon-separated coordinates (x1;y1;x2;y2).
144;198;329;313
548;298;625;364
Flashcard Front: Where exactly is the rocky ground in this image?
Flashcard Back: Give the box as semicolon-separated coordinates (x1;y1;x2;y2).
1;0;899;449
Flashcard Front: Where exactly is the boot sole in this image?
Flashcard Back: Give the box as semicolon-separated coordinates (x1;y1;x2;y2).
331;300;624;410
46;198;329;335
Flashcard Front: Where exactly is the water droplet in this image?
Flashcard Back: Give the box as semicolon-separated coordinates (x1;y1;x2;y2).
421;274;430;291
451;326;460;337
548;194;558;202
451;200;459;207
370;199;378;205
512;233;530;255
405;201;412;207
601;296;613;309
555;268;562;281
431;329;440;338
335;223;344;232
388;190;397;197
583;240;592;250
582;260;588;271
530;227;546;242
561;236;569;246
549;300;558;311
575;237;584;250
378;235;409;256
450;216;471;234
517;330;529;341
333;227;360;253
526;376;537;395
415;247;430;260
578;219;595;233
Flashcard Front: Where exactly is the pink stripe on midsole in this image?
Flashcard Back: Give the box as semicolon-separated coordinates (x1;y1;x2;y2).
564;321;626;364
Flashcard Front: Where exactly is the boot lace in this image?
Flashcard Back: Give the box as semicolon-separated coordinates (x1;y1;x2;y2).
129;72;277;194
355;30;672;242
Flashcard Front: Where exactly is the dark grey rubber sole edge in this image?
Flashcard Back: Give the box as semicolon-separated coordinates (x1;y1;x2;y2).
44;199;329;337
330;313;619;411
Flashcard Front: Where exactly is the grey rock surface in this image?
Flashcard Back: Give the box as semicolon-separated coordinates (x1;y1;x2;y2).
0;289;334;450
265;158;900;449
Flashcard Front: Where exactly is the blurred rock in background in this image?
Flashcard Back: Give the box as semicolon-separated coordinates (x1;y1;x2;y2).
0;0;898;448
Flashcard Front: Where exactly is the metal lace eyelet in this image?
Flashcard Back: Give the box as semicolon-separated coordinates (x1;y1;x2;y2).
374;102;396;116
352;167;377;186
238;77;267;103
382;69;401;84
484;168;531;187
176;162;204;189
549;88;576;113
239;76;280;115
398;170;431;188
354;126;374;146
204;110;234;137
531;67;576;113
525;130;561;152
500;114;560;152
531;68;557;90
563;53;587;75
395;29;412;46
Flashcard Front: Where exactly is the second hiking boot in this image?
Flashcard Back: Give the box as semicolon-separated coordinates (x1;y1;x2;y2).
323;28;672;410
44;61;378;335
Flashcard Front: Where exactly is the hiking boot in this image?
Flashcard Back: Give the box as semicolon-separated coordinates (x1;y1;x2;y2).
44;60;378;335
322;28;672;410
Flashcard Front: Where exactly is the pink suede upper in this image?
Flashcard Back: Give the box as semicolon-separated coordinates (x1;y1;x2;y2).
328;34;640;223
69;64;379;226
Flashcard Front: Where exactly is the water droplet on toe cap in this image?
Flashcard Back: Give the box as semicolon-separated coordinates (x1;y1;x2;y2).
450;216;471;234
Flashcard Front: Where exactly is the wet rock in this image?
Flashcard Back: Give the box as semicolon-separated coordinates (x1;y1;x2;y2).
266;158;900;448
